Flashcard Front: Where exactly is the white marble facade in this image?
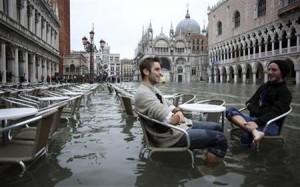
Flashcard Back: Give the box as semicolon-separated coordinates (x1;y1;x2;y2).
207;0;300;84
0;0;59;84
133;9;209;83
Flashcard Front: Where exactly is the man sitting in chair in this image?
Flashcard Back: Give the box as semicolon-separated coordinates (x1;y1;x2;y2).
134;56;228;165
226;60;292;146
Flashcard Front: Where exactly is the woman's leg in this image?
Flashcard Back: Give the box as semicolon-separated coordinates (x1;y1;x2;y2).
226;107;262;145
226;107;248;130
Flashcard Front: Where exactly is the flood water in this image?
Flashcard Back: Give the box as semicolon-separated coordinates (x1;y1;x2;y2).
1;82;300;187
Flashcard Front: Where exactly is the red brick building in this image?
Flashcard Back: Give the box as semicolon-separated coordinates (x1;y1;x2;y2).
50;0;70;75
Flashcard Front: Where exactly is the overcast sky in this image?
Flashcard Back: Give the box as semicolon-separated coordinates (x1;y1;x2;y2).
70;0;220;59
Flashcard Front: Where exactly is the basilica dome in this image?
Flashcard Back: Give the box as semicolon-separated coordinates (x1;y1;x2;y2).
175;10;201;36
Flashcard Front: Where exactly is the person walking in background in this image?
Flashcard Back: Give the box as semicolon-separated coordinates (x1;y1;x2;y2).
226;60;292;146
134;56;228;165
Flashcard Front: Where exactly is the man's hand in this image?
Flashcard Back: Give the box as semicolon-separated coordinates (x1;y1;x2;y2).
168;111;185;125
169;114;180;125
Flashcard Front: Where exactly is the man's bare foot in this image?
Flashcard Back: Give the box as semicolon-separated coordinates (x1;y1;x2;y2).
252;129;264;144
205;152;223;166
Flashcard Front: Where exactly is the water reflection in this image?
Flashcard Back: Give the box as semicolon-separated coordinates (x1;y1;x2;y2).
0;137;72;187
120;114;138;142
135;154;202;187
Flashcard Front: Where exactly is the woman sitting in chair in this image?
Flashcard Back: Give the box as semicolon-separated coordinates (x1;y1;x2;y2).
226;60;292;146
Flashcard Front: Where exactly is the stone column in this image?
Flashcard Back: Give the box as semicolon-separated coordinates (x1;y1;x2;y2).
43;59;47;82
1;42;6;83
258;43;262;58
31;54;36;82
248;47;251;60
14;47;19;83
20;0;26;26
242;73;246;84
264;71;268;83
264;41;268;57
252;73;256;84
297;35;300;52
24;51;29;82
8;0;13;18
279;38;282;54
220;73;223;83
287;35;291;53
253;44;256;59
234;74;237;83
296;70;300;85
47;61;51;78
37;57;42;82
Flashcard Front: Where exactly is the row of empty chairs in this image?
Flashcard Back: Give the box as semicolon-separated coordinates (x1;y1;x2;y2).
107;83;137;118
0;83;103;176
0;108;59;176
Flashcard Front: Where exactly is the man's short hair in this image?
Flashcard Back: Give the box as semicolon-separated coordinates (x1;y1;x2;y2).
139;56;161;79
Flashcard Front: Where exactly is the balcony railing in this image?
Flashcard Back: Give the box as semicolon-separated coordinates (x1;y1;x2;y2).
278;0;300;15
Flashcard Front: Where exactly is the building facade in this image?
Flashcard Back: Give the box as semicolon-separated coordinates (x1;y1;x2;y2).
133;9;209;82
94;43;121;82
50;0;70;75
208;0;300;84
121;59;134;82
63;52;88;82
0;0;60;84
70;42;121;82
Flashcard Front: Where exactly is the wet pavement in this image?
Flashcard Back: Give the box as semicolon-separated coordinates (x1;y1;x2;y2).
1;82;300;187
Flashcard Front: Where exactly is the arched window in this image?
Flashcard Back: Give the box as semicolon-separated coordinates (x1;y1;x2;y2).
177;66;183;73
257;0;266;17
192;68;196;75
70;64;75;73
217;21;222;35
234;11;240;28
288;0;296;4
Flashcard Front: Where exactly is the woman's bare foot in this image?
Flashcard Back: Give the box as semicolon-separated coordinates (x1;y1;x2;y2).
252;129;264;144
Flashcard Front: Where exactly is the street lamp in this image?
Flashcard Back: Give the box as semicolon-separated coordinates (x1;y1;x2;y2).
82;30;97;83
99;39;106;82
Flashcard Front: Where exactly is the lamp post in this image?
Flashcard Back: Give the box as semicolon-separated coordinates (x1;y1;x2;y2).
82;30;97;84
99;39;106;82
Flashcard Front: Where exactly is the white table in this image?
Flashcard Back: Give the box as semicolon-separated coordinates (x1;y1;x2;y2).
0;107;38;143
62;92;83;96
162;95;174;99
178;103;226;131
0;108;38;120
38;96;70;106
38;96;70;101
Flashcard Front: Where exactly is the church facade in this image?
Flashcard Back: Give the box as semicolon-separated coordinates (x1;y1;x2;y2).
133;10;209;83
